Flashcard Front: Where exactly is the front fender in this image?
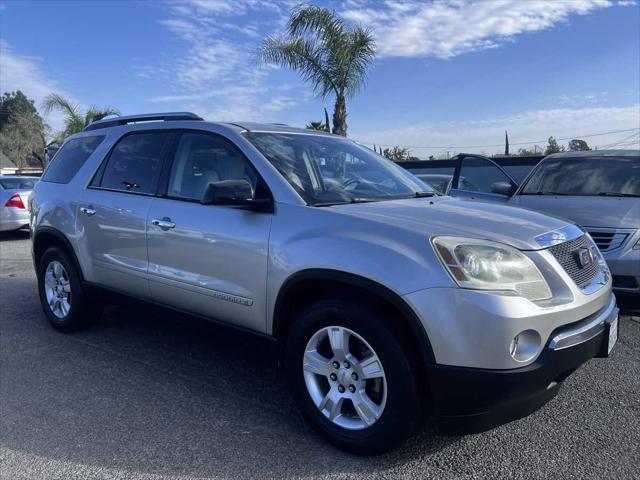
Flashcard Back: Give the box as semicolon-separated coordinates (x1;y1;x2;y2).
266;203;454;331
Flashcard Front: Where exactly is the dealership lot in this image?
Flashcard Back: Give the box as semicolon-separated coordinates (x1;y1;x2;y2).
1;230;639;480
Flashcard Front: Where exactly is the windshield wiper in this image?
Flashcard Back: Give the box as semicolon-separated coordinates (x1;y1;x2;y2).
522;190;569;196
596;192;640;197
414;191;437;197
314;198;380;207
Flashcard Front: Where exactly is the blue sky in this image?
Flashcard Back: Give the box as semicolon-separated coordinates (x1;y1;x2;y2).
1;0;639;157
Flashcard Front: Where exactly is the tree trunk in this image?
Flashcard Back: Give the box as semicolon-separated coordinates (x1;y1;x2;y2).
332;93;347;137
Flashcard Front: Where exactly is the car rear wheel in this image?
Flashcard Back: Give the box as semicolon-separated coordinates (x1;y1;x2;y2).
284;299;422;455
37;247;101;332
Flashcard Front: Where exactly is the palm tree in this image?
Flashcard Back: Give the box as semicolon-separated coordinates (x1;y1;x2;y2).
42;93;119;140
258;5;375;137
306;121;328;131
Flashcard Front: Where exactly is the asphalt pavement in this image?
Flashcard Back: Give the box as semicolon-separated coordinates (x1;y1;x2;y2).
1;230;639;479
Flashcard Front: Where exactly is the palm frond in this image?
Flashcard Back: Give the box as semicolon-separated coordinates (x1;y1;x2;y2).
288;4;345;44
258;35;337;97
85;106;120;126
42;93;81;121
342;26;376;97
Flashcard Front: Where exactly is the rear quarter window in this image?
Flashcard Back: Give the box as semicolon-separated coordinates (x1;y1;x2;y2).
42;135;105;184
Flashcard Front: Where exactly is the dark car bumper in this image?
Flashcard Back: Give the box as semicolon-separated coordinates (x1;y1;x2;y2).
428;301;619;435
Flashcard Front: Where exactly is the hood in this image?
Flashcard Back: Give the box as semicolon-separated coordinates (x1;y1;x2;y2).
513;196;640;229
328;196;573;250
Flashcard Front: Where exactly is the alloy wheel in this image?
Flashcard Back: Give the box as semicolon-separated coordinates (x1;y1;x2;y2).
44;260;72;318
302;325;387;430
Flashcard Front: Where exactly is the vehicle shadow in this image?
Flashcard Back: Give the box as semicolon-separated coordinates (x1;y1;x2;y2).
0;229;30;242
0;278;459;479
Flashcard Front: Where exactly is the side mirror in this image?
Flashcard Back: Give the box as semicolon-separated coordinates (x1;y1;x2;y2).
201;180;271;211
491;181;517;196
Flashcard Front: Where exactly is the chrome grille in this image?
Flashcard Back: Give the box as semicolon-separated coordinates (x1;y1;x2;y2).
548;235;600;288
584;228;629;252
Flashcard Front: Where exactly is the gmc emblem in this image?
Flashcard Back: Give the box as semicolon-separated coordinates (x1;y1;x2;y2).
576;246;596;269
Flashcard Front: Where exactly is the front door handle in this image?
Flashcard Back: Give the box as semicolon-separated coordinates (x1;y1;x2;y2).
80;206;96;216
151;217;176;231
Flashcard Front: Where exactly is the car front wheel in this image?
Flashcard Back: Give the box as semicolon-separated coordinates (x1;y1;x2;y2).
284;299;422;455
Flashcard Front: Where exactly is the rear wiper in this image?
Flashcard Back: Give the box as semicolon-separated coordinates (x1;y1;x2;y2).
596;192;640;197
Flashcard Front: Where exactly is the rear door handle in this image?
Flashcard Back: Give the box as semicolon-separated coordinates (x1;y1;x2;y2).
80;207;96;216
151;218;176;231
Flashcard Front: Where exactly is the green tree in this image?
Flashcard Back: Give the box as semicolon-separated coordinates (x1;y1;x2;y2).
568;139;591;151
42;93;119;141
517;146;543;156
382;146;411;162
306;121;328;131
258;5;375;137
0;91;47;168
544;136;565;155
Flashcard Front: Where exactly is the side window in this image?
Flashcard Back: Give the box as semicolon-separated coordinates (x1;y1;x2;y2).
96;132;169;194
167;132;257;201
457;157;511;193
42;135;105;184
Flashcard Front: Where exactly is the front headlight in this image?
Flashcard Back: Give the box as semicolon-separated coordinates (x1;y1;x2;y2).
432;236;552;302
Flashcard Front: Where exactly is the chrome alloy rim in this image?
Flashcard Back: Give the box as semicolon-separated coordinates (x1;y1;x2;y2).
303;326;387;430
44;261;71;319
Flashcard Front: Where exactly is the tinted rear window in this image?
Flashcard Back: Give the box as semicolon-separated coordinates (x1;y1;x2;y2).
96;132;168;194
0;178;37;190
42;136;105;184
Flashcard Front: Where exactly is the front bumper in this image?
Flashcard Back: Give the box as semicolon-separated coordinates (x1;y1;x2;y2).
427;296;619;435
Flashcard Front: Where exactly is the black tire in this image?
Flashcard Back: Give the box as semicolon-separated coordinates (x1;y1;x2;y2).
283;299;423;455
37;246;102;332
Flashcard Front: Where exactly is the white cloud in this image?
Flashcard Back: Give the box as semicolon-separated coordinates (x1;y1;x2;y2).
0;40;71;132
341;0;614;58
554;92;609;106
150;0;305;120
352;105;640;157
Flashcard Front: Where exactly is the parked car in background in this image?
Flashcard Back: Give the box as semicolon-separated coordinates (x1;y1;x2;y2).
0;175;37;232
30;113;618;454
416;174;452;194
512;151;640;303
416;174;483;196
434;151;639;303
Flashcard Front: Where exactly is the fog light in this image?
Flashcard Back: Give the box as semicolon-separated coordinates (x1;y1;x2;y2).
509;330;542;363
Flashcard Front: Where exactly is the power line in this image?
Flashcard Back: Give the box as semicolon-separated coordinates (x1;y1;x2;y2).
598;131;640;149
356;127;640;150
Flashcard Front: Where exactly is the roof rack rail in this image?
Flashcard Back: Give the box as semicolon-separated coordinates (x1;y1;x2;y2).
84;112;203;132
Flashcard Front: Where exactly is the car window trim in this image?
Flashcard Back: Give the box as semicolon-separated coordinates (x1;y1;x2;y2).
453;154;518;193
86;129;176;197
156;128;274;205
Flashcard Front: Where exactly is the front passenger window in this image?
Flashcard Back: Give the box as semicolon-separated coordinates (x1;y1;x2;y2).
167;132;257;201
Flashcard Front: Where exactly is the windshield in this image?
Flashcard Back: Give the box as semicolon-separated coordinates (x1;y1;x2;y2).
245;132;431;205
0;178;36;190
521;156;640;196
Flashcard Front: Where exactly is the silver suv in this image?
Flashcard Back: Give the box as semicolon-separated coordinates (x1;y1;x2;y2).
30;113;619;454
